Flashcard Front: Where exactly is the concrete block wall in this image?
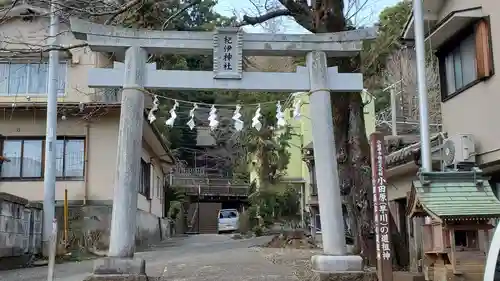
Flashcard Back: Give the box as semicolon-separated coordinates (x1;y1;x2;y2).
0;193;42;270
56;204;171;252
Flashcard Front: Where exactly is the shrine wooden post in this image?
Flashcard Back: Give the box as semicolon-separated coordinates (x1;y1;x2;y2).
370;131;393;281
70;18;377;277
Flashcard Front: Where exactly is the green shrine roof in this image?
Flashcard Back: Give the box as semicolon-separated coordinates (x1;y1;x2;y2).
409;170;500;221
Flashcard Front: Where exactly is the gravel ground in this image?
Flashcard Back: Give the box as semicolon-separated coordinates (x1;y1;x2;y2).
0;235;328;281
255;248;322;281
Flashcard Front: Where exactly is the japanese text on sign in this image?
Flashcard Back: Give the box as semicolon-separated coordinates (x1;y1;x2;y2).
213;28;242;80
370;132;393;281
375;139;391;261
223;36;233;71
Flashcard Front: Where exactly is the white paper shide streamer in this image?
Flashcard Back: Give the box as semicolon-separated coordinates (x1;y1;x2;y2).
165;100;179;127
292;99;301;120
148;95;160;124
275;101;286;128
208;105;219;130
252;104;262;131
186;103;198;130
232;104;244;131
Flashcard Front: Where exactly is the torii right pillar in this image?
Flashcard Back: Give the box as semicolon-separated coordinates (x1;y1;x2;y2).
307;51;367;277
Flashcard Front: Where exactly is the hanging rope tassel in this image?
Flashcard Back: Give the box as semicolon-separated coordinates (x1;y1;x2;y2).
186;103;198;130
252;104;262;131
208;104;219;130
147;95;160;124
232;104;244;131
293;99;301;120
165;100;179;127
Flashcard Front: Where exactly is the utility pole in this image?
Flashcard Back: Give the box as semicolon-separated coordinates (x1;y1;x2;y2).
42;0;59;255
413;0;432;171
390;86;398;136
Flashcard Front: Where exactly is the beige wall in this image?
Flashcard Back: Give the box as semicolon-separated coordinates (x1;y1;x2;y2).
0;16;112;104
435;0;500;165
387;174;416;202
0;110;167;217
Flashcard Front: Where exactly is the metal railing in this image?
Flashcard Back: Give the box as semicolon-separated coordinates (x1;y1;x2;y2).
92;88;121;103
176;185;249;196
175;167;206;176
172;175;249;197
174;166;231;178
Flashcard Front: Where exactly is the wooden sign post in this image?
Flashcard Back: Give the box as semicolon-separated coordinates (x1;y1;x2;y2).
370;132;393;281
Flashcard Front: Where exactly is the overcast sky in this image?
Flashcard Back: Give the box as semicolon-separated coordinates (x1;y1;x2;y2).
214;0;399;33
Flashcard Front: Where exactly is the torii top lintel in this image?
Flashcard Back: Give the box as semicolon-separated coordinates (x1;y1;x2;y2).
69;18;378;58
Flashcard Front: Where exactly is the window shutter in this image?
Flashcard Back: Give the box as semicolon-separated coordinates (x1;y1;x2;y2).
475;19;493;79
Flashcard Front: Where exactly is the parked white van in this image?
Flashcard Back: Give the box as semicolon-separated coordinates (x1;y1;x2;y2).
217;209;239;233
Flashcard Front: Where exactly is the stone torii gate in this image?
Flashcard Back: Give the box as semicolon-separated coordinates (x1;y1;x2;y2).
70;18;376;278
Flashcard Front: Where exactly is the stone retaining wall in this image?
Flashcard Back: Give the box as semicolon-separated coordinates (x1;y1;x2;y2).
0;192;42;270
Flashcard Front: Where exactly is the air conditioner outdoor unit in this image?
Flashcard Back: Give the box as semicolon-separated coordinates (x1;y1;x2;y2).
441;134;476;169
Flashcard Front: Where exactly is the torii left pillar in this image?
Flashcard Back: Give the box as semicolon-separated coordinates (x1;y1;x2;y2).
92;46;149;278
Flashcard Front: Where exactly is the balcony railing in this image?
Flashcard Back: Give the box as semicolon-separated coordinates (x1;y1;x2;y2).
176;185;249;196
92;88;121;103
175;167;206;177
174;166;231;178
172;175;249;197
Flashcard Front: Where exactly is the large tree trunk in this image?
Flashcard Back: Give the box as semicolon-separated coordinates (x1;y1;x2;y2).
309;0;377;266
329;62;376;266
315;0;405;267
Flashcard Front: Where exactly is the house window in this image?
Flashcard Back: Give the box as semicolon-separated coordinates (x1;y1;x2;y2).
0;138;85;180
438;19;493;99
443;33;477;95
0;62;67;96
139;159;151;199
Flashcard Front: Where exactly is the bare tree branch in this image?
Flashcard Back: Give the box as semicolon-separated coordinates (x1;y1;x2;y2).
0;0;191;56
51;0;142;17
161;0;202;30
276;0;313;31
104;0;144;25
0;0;20;23
237;9;291;27
377;48;442;134
346;0;370;23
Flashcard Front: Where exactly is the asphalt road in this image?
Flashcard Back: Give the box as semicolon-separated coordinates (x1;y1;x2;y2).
0;235;279;281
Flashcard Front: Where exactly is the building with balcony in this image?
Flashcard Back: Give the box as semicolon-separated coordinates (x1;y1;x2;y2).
168;120;249;234
0;3;174;249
